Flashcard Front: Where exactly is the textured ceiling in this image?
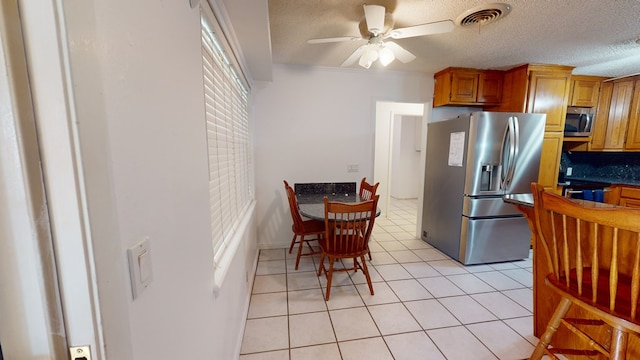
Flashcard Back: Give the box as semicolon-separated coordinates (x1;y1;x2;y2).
265;0;640;77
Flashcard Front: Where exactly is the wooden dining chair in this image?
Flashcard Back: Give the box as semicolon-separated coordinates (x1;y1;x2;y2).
317;195;379;301
359;177;379;260
530;182;640;360
359;177;379;201
284;180;324;270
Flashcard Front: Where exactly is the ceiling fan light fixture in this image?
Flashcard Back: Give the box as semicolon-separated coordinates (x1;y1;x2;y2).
379;46;395;66
358;58;373;69
363;46;379;61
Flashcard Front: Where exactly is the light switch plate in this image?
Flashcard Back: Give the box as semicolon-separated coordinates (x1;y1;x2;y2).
128;237;153;299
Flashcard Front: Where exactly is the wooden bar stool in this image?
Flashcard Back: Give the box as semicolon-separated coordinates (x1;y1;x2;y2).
530;183;640;360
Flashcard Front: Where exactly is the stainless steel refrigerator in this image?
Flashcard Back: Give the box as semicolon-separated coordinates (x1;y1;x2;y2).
421;111;546;265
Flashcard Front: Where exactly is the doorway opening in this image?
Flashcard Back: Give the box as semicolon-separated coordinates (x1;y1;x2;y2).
373;101;430;239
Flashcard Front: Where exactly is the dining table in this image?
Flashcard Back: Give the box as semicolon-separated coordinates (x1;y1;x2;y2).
294;182;381;221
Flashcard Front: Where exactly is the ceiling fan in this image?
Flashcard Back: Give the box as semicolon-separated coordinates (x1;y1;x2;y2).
307;4;455;69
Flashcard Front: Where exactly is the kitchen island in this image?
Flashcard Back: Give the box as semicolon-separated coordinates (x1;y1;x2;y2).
504;191;640;358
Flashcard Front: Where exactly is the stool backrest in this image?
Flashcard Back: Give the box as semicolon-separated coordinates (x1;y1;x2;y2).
532;182;640;321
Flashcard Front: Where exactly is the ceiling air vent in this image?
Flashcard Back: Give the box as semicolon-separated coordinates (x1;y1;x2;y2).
456;3;511;27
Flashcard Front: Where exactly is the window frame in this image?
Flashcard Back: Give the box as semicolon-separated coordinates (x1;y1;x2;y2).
200;5;254;289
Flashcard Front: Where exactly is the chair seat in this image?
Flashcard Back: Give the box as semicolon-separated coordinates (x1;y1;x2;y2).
548;268;640;333
298;219;325;234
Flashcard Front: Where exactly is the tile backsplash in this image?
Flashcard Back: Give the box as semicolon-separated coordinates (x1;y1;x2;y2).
560;151;640;186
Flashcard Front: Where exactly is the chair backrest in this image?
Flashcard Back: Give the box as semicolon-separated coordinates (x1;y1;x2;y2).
284;180;305;231
359;177;379;201
532;182;640;321
323;195;379;256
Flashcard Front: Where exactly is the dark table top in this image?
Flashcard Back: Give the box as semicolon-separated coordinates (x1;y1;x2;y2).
297;193;381;221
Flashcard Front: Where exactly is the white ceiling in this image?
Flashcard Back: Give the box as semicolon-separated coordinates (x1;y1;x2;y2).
224;0;640;82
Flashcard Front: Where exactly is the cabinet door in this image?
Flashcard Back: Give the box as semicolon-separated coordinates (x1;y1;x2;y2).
621;198;640;208
591;81;613;150
526;72;572;132
603;80;634;150
478;71;503;104
624;79;640;150
538;132;563;192
570;78;601;107
620;187;640;208
450;70;479;103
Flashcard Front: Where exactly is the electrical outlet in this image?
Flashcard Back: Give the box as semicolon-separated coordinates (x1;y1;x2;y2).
347;164;359;173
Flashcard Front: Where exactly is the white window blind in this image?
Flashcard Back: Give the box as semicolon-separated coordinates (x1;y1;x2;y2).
200;12;253;265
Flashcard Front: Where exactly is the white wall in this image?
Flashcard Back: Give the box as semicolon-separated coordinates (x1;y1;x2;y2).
391;115;422;199
17;0;258;359
253;65;431;249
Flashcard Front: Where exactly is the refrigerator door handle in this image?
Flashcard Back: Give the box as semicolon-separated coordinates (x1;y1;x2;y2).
506;116;520;188
500;117;516;190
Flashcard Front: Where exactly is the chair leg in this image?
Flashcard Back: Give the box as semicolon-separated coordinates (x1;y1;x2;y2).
324;257;335;301
530;297;572;360
295;235;306;270
317;254;325;276
288;234;297;253
360;255;374;296
367;250;372;261
610;327;628;360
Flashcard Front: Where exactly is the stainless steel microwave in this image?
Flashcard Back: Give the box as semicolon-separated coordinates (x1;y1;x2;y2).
564;106;595;136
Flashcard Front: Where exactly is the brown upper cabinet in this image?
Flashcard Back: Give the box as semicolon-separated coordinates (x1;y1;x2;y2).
569;75;607;107
433;67;503;107
489;64;574;132
624;78;640;149
590;76;640;151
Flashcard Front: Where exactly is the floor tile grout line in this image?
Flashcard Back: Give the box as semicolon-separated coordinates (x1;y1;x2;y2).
243;199;538;359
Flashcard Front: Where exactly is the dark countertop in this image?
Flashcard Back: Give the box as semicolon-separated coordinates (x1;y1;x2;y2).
560;178;640;187
502;193;534;208
503;193;622;209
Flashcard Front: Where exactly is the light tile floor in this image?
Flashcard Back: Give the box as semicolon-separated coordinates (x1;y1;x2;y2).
240;198;545;360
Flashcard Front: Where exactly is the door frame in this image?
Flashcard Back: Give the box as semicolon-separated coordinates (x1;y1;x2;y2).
0;0;103;358
373;101;431;237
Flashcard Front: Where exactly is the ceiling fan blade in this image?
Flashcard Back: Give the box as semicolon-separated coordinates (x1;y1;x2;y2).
384;42;416;63
387;19;454;39
307;36;362;44
341;45;367;66
363;4;386;35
